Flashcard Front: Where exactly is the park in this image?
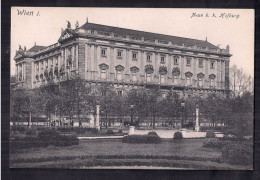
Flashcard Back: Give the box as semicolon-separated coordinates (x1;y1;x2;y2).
10;77;253;170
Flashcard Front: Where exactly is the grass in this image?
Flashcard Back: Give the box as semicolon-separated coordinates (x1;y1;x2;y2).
9;139;252;169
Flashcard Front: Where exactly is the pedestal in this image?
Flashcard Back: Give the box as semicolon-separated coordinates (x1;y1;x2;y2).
195;125;200;132
129;126;135;135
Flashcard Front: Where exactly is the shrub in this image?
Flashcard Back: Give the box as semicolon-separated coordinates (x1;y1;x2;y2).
221;142;253;165
37;129;60;144
206;130;215;138
148;131;158;136
10;137;49;151
118;129;123;133
52;135;79;147
11;126;26;132
107;129;115;134
57;127;72;132
200;126;226;132
203;139;223;149
75;128;87;134
25;129;37;136
122;135;161;144
173;131;183;140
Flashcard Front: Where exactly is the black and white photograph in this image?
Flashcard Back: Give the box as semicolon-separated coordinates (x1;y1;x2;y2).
10;7;254;170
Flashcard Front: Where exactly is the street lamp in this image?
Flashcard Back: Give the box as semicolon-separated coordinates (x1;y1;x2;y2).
130;104;134;125
181;102;185;127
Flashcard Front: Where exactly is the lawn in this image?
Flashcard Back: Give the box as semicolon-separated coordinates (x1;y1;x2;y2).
10;139;252;170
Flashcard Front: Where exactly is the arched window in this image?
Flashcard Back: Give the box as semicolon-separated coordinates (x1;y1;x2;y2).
145;64;154;83
172;67;180;85
159;66;167;84
115;65;125;81
185;71;193;86
209;74;216;88
197;72;205;87
130;66;140;82
98;63;109;80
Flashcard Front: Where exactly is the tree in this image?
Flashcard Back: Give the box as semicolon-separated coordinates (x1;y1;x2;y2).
229;65;253;97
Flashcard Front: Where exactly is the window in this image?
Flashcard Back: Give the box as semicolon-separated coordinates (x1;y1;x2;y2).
147;54;151;62
188;95;191;99
146;73;151;82
210;78;215;87
41;61;44;69
36;63;39;71
117;50;122;58
173;75;178;85
46;61;48;68
117;90;122;97
160;75;165;84
132;72;137;82
116;71;122;81
186;76;191;86
55;58;58;65
160;56;165;63
101;48;107;57
51;59;53;66
199;59;203;67
162;93;166;98
210;61;215;69
91;30;95;34
101;90;106;96
198;78;203;86
186;58;191;66
174;57;178;65
132;52;137;60
101;69;106;80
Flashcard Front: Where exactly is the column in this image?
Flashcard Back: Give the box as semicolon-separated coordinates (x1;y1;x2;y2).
180;56;185;85
94;45;98;80
195;105;200;132
205;58;209;87
168;54;172;85
125;49;130;82
193;57;197;86
110;47;115;80
154;52;158;83
95;105;100;130
140;51;144;82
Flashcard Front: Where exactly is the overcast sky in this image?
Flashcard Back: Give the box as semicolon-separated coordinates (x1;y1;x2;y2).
11;8;254;76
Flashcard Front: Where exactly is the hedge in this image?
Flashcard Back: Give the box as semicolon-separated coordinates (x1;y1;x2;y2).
148;131;158;136
173;131;183;140
203;139;223;150
206;130;215;138
122;135;162;144
221;142;253;165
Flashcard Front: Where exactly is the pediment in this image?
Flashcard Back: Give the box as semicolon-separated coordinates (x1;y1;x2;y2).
115;65;125;71
209;74;216;79
172;67;180;76
130;66;140;73
197;72;205;79
99;63;109;70
185;71;193;77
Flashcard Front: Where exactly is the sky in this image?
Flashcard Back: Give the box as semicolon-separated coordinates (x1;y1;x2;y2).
11;8;254;76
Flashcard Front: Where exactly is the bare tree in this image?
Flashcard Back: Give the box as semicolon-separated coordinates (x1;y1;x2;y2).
229;65;253;97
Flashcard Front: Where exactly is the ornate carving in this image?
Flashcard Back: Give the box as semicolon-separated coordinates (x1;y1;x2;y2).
130;66;140;73
172;67;180;76
159;66;167;75
115;65;125;71
185;71;193;77
99;63;109;70
145;64;154;74
209;74;216;79
67;21;71;29
197;72;205;79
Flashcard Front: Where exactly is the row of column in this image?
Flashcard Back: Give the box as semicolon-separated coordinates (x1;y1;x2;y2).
84;43;228;89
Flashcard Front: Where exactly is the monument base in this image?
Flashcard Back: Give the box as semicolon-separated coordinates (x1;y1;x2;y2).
128;126;135;135
195;125;200;132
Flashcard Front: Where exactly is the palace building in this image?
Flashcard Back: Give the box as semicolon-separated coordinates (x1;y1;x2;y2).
14;20;231;98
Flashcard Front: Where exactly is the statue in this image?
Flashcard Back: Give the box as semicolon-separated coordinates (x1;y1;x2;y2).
19;45;22;50
66;21;71;29
75;21;79;29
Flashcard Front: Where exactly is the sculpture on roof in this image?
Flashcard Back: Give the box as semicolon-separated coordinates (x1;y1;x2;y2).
75;21;79;29
67;21;71;29
19;45;22;51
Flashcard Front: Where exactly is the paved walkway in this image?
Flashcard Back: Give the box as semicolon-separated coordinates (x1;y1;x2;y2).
78;129;223;139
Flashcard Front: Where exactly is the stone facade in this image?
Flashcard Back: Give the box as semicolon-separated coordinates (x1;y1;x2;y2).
14;21;232;98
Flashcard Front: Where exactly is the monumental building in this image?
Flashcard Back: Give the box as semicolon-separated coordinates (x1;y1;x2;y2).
14;20;231;98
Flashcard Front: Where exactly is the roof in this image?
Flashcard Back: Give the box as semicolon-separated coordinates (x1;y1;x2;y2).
27;45;46;52
79;22;219;49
